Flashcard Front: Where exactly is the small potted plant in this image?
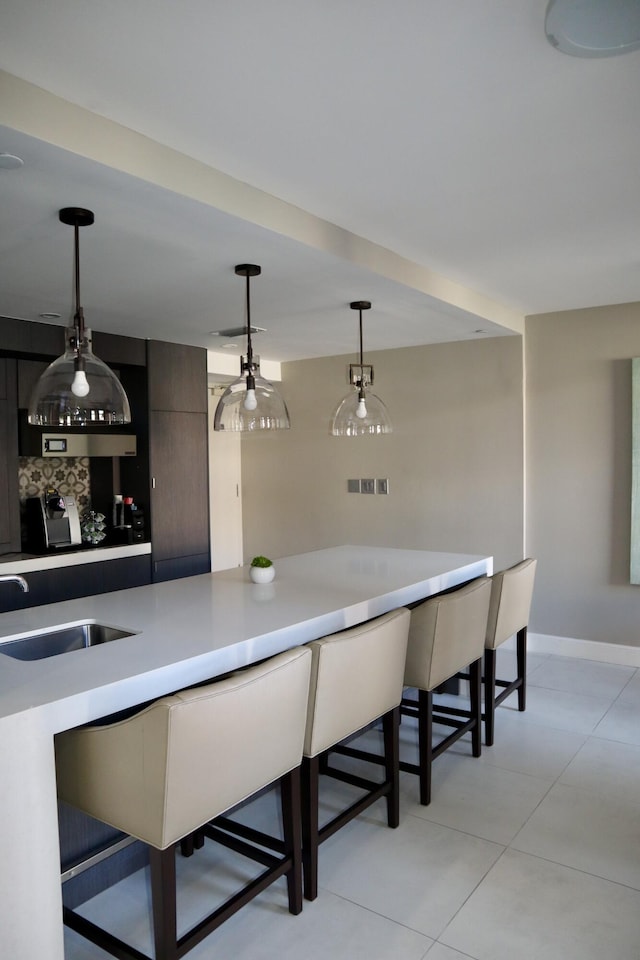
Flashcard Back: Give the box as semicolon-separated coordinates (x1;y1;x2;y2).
250;555;275;584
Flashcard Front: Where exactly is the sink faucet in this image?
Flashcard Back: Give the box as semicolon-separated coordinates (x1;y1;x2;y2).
0;574;29;593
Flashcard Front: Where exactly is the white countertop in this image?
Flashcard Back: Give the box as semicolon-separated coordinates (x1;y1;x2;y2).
0;546;491;731
0;541;151;573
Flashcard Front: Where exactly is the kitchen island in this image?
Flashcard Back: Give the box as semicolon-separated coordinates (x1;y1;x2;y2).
0;545;492;960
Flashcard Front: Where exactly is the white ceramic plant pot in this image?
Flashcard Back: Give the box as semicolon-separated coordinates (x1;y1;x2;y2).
250;564;275;584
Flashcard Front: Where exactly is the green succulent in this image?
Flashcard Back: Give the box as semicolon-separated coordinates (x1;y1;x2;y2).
250;555;273;568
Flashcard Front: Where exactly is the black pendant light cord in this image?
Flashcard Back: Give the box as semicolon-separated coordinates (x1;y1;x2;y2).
358;305;365;400
60;207;94;372
351;300;371;401
245;270;255;392
235;264;261;392
73;221;85;372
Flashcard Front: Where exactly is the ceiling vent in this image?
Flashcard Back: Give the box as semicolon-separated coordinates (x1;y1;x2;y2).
210;326;266;338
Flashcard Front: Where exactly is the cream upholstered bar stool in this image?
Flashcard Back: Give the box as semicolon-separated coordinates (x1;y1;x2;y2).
401;576;492;806
301;607;410;901
55;646;312;960
484;557;537;746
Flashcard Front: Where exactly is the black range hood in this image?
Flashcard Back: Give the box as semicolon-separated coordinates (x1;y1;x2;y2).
40;434;137;457
18;413;137;458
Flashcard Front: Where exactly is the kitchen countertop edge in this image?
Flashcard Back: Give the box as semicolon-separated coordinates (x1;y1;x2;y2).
0;542;152;573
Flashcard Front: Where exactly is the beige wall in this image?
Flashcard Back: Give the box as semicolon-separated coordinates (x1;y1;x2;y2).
241;304;640;649
241;335;524;573
526;302;640;646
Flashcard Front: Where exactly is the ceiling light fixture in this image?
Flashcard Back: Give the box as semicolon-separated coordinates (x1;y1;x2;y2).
213;264;290;432
28;208;131;427
330;301;392;437
0;153;24;170
545;0;640;57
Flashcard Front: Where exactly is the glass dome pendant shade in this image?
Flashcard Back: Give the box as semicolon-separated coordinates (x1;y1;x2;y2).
330;301;392;437
545;0;640;58
213;264;290;432
28;208;131;427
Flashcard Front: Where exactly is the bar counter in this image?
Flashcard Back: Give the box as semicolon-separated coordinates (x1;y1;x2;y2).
0;545;492;959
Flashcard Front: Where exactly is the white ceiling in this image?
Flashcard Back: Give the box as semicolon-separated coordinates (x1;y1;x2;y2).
0;0;639;363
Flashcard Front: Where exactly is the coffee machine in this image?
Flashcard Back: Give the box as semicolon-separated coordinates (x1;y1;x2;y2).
25;489;82;552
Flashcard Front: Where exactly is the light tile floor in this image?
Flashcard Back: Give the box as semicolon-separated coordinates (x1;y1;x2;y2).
64;648;640;959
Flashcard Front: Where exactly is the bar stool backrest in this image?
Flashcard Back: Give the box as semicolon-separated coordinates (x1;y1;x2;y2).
486;558;537;650
404;577;492;691
55;645;312;850
303;607;410;758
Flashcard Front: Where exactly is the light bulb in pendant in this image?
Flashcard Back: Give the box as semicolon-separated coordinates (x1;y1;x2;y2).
71;369;90;397
356;396;367;419
244;387;257;411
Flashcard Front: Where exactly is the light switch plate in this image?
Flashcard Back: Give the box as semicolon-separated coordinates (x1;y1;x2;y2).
347;479;361;493
361;478;375;494
377;478;389;495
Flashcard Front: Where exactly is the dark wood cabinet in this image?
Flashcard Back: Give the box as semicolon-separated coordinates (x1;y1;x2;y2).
0;555;152;614
0;359;21;554
147;340;208;413
17;358;49;409
0;314;64;358
147;341;210;581
149;410;210;567
152;552;211;582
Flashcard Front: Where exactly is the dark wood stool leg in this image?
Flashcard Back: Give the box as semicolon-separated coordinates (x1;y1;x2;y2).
417;689;433;806
383;706;400;828
180;827;205;858
281;767;303;915
301;755;320;901
149;845;178;960
470;657;482;758
193;828;205;849
484;647;497;746
180;834;195;857
517;626;527;711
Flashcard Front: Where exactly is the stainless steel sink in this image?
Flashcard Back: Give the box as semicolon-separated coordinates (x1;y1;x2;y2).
0;622;136;661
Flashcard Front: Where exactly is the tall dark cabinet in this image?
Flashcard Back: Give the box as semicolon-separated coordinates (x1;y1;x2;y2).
0;359;20;554
146;340;210;582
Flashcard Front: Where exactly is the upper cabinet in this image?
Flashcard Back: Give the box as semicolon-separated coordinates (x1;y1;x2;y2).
0;359;21;554
17;359;49;410
147;340;208;413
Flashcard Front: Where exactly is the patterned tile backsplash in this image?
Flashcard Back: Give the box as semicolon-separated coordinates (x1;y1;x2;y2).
18;457;91;510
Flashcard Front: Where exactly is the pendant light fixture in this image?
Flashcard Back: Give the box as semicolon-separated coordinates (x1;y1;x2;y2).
213;264;290;432
330;301;392;437
28;208;131;427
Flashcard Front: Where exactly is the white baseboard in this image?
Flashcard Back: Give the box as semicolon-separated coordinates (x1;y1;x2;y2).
527;632;640;668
